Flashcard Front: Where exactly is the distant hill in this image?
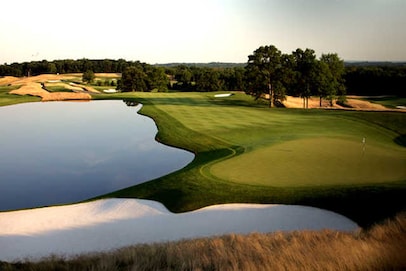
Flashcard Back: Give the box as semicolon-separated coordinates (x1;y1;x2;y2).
344;61;406;67
155;62;246;68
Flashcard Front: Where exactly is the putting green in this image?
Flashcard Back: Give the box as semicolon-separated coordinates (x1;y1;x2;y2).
210;137;406;186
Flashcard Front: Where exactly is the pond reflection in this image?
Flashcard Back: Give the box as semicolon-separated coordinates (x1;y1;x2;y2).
0;101;194;211
123;100;139;107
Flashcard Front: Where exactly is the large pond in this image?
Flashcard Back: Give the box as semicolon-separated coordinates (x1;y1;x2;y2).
0;101;194;211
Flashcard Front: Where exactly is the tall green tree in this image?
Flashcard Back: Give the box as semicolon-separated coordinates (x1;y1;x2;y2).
175;65;193;85
47;63;57;74
319;53;346;106
146;67;169;92
278;53;296;100
245;45;284;107
220;67;245;91
81;59;94;72
118;66;148;92
195;68;221;92
314;61;332;106
291;48;318;108
82;70;95;84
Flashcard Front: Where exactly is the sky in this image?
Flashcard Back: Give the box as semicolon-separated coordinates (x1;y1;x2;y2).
1;0;405;64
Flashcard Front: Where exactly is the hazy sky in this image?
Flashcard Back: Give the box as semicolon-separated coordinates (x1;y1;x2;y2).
1;0;405;64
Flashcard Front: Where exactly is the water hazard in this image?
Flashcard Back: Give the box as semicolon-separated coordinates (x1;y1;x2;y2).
0;101;194;211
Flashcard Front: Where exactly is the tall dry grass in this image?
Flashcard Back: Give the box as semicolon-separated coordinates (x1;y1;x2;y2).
1;212;405;271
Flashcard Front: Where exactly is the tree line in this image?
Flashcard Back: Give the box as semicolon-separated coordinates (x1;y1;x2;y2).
245;45;346;108
344;63;406;97
116;64;246;93
0;59;133;77
1;49;405;102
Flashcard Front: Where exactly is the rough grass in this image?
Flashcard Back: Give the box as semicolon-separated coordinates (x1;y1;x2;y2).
1;211;405;271
44;85;75;93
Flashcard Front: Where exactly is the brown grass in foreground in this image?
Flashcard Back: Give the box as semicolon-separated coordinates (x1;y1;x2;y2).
1;212;405;271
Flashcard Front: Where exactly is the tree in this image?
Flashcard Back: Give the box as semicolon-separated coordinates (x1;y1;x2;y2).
146;67;169;92
245;45;285;107
314;61;333;106
291;48;318;108
118;66;148;92
278;53;296;99
48;63;57;74
102;59;113;73
81;58;94;72
319;53;346;106
195;68;221;92
220;67;245;91
82;70;95;84
174;65;193;88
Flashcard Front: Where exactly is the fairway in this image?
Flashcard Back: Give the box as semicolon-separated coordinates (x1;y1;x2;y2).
140;92;405;187
92;92;406;173
211;137;406;186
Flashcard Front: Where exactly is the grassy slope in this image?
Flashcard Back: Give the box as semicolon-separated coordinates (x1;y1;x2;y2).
0;86;40;106
93;92;406;228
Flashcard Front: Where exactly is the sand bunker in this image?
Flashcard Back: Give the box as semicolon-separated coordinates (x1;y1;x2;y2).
2;74;98;101
2;74;76;86
215;93;233;97
0;198;358;262
94;72;121;78
10;82;91;101
0;76;19;85
283;96;328;109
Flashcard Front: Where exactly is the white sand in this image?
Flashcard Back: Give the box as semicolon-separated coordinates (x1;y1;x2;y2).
103;89;118;93
0;199;358;262
214;93;233;97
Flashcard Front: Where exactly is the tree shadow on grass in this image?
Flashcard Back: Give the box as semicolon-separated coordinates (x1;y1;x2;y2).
394;134;406;147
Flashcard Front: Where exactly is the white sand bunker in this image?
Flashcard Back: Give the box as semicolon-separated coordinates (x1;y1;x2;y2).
214;93;233;97
0;199;358;262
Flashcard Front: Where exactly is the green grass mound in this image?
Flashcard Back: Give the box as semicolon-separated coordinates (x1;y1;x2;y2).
211;137;406;186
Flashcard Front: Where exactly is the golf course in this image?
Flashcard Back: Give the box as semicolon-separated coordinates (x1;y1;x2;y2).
89;91;406;228
1;73;406;269
2;0;406;266
1;73;405;228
